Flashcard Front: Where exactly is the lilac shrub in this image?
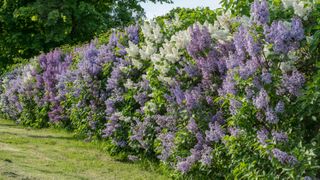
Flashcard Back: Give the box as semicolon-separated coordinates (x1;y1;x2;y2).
38;49;71;122
0;1;318;178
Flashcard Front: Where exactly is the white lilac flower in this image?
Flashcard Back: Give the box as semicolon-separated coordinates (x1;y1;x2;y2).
124;79;135;89
151;53;162;64
205;20;232;41
293;1;312;20
131;58;143;69
216;10;233;30
282;0;295;9
126;41;139;57
143;101;157;113
141;21;163;43
139;41;156;60
141;21;152;39
280;61;296;73
171;30;190;49
165;47;180;63
287;51;299;61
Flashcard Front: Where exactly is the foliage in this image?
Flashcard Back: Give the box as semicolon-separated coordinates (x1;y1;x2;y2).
0;0;171;71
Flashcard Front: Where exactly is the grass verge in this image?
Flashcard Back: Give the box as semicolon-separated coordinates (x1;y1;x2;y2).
0;119;168;180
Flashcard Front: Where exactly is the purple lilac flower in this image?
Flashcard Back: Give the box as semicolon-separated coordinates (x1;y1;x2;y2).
158;132;175;161
106;66;122;91
272;148;298;166
131;118;152;149
78;43;101;76
155;115;176;129
257;128;269;145
281;70;305;96
134;92;148;106
187;118;198;134
211;111;225;124
177;160;191;174
251;0;269;25
229;99;242;115
272;131;288;143
275;101;285;113
116;140;127;147
189;148;202;163
246;33;261;57
226;53;242;70
239;58;260;79
39;49;71;122
187;25;212;59
105;99;116;115
200;144;213;166
103;113;121;137
184;64;200;77
234;26;261;59
245;87;254;99
126;25;139;44
219;73;236;96
265;18;304;54
261;71;272;84
171;84;185;105
266;108;279;124
291;18;305;41
185;87;202;109
253;89;269;110
234;26;247;60
228;127;241;137
205;121;225;142
253;76;263;89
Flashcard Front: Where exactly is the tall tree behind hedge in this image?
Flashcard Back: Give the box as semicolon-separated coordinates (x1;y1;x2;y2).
0;0;171;70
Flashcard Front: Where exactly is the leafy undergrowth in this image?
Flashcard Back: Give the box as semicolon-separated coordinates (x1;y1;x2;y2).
0;120;167;180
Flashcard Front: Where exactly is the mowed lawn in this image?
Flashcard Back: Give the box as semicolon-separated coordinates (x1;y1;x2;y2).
0;120;167;180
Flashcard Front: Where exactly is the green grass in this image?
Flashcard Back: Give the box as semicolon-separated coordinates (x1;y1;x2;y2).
0;120;168;180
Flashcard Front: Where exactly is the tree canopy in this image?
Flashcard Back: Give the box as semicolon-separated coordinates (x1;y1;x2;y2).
0;0;171;70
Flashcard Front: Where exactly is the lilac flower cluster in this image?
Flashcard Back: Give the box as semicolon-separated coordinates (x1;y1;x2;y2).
38;49;71;122
272;148;298;166
251;0;269;25
265;18;305;54
126;25;139;44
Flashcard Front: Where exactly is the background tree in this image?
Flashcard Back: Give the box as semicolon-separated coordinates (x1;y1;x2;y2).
0;0;171;71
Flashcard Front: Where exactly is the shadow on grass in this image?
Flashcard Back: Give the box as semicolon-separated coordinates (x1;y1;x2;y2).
0;131;75;141
0;123;18;127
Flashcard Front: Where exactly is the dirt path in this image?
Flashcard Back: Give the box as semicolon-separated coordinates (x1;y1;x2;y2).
0;120;167;180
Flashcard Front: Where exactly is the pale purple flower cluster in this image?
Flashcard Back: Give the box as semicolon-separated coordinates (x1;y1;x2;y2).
185;87;202;110
281;70;305;96
272;148;298;166
187;118;198;134
158;132;175;161
126;25;139;44
265;18;305;54
257;128;269;145
251;0;269;25
187;25;211;59
38;49;71;122
253;89;269;110
272;131;288;143
205;121;225;142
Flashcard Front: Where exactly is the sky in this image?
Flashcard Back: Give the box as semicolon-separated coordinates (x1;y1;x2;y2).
141;0;221;19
